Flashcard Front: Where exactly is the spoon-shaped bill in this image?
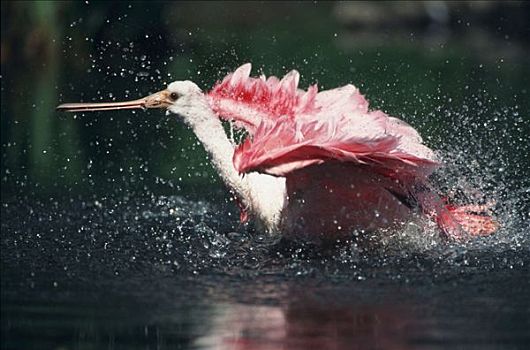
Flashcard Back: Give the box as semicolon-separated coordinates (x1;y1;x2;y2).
56;99;147;112
56;90;173;112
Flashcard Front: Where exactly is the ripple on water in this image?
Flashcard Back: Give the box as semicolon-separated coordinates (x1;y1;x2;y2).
1;189;528;288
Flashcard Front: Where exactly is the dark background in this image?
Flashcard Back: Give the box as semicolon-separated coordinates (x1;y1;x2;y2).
2;1;529;201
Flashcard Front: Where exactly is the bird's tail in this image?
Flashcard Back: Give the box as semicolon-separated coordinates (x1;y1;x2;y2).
435;202;499;239
413;183;499;240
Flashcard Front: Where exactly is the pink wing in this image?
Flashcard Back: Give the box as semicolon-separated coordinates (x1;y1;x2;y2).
232;112;438;178
208;63;317;133
209;63;437;177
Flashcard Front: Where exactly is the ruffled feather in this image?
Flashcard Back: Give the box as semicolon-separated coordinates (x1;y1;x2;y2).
208;63;318;133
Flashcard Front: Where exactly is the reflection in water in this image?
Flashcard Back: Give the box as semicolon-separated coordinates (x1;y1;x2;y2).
196;304;286;350
4;273;530;350
196;301;409;350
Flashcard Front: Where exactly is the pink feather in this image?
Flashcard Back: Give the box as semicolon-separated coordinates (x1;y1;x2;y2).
208;63;318;133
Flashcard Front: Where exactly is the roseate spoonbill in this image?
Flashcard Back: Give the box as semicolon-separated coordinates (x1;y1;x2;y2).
57;63;497;242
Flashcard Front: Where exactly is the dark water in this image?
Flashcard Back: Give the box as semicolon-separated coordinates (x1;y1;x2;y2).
2;2;530;349
2;195;529;349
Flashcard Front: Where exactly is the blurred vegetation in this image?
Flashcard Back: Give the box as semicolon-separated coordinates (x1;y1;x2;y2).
1;1;529;201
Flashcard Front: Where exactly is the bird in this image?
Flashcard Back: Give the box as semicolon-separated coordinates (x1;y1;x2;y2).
57;63;498;243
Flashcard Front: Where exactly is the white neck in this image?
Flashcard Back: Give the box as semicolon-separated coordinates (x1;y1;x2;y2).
181;96;252;204
178;94;286;232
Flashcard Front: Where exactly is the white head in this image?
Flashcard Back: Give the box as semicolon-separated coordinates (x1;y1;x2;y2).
167;80;202;98
164;81;205;121
56;80;205;123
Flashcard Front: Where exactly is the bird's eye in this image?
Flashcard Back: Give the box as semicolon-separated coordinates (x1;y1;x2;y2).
169;92;179;100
